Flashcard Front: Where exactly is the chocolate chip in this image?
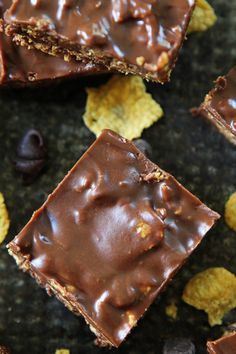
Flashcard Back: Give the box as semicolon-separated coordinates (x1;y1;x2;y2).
133;139;153;158
17;129;46;160
14;129;47;185
14;159;45;176
163;338;196;354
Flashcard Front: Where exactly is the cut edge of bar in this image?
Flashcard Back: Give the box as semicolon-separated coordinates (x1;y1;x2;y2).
200;99;236;145
5;23;175;83
7;243;116;348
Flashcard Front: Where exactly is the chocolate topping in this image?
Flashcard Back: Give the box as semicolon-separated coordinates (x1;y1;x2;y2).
4;0;195;82
8;130;219;347
0;0;103;85
200;66;236;137
207;332;236;354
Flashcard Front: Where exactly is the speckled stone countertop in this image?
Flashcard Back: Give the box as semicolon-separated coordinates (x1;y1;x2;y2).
0;1;235;353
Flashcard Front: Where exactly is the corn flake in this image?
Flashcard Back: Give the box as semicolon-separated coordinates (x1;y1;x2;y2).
0;193;10;244
225;192;236;232
188;0;217;34
182;268;236;326
83;75;163;140
55;350;70;354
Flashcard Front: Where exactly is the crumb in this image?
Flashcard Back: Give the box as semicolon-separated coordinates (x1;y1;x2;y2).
83;75;163;140
188;0;217;34
136;222;151;239
225;192;236;231
165;302;178;320
0;193;10;245
136;56;145;66
140;286;152;295
55;350;70;354
182;268;236;326
156;52;169;70
141;170;165;183
126;312;137;327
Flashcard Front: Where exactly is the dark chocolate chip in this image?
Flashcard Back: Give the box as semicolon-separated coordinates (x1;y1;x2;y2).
133;139;153;158
14;129;47;184
17;129;46;160
14;159;45;176
163;338;196;354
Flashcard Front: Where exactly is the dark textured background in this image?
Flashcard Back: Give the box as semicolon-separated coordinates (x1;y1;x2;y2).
0;1;235;353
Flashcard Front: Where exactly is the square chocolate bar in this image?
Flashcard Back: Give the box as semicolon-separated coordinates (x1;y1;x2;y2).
0;0;103;86
199;66;236;144
8;130;219;347
4;0;195;83
207;332;236;354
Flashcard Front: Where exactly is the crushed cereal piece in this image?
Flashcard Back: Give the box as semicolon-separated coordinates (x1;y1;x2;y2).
83;75;163;140
136;56;145;66
165;302;178;320
225;192;236;231
0;193;10;245
188;0;217;34
182;268;236;326
136;222;151;239
55;350;70;354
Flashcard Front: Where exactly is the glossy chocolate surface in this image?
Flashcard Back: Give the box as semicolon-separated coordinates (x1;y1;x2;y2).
203;66;236;134
0;0;102;85
4;0;195;82
207;332;236;354
8;130;219;347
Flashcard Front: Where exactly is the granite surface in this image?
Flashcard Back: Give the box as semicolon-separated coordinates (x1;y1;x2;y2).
0;1;235;353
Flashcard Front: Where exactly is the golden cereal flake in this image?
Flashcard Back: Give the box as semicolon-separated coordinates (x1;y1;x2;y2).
0;193;10;244
83;75;163;140
188;0;217;34
225;192;236;231
165;302;178;320
55;350;70;354
182;268;236;326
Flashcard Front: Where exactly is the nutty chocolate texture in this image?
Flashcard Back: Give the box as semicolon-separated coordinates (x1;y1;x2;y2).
199;66;236;144
207;332;236;354
8;130;219;347
0;0;103;85
4;0;195;83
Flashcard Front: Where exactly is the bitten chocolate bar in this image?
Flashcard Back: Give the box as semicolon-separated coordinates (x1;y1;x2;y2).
4;0;195;83
0;0;103;86
8;130;219;347
198;66;236;144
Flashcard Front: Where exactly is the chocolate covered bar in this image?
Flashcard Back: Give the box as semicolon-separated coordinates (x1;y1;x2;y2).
198;66;236;144
207;332;236;354
4;0;195;83
0;0;103;85
7;129;219;347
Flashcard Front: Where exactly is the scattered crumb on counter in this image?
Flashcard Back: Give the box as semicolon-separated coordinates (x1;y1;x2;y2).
165;302;178;320
83;75;163;140
182;268;236;326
